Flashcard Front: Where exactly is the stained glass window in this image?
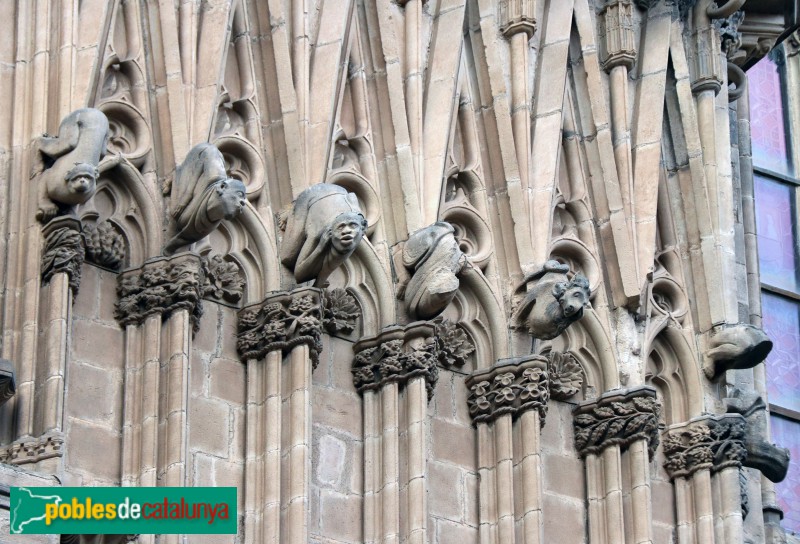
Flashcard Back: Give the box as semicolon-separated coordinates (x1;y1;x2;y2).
751;41;800;537
749;55;790;174
755;175;799;292
762;292;800;414
770;415;800;533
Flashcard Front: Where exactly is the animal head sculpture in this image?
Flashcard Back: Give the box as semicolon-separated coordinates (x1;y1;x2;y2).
513;260;591;340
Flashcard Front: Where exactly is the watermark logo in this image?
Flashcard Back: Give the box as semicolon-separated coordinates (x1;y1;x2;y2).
10;487;237;535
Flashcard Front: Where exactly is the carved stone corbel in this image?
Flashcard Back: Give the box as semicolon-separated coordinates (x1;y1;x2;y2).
164;143;247;256
114;253;205;331
512;260;591;340
34;108;110;223
352;322;438;399
0;359;15;408
573;385;661;457
725;392;790;483
41;216;84;294
397;222;467;320
600;0;637;71
237;287;324;369
703;322;772;380
498;0;536;39
466;356;550;425
662;414;747;479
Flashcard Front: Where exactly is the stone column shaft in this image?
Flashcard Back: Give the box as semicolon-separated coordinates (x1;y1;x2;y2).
467;356;550;544
237;287;323;544
574;386;661;544
406;376;428;544
353;322;439;544
518;409;543;544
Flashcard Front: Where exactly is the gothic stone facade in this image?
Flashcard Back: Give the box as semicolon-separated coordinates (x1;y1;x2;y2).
0;0;796;543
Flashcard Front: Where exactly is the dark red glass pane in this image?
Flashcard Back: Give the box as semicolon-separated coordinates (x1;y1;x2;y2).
770;415;800;534
749;55;790;174
755;175;798;292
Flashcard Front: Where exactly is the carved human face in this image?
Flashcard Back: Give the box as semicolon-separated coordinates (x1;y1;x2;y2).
560;286;589;318
218;179;247;220
331;212;365;253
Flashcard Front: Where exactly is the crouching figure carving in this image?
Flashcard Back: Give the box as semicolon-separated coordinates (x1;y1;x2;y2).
35;108;111;222
164;143;247;255
280;184;367;286
401;222;467;319
513;260;591;340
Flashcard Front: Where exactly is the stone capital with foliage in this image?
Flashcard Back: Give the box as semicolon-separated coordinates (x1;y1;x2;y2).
662;414;748;479
573;385;661;458
466;356;550;425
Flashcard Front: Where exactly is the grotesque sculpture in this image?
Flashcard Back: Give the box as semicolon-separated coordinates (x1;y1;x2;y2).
726;390;790;483
280;184;367;286
513;260;591;340
35;108;110;222
704;323;773;379
401;222;466;319
164;143;247;255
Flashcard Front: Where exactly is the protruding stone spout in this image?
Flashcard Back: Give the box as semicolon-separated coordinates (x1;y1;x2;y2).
704;323;773;379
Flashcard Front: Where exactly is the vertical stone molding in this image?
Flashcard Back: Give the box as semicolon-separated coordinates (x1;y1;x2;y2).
41;216;84;295
236;287;324;544
600;0;637;71
465;356;549;543
115;252;205;526
573;386;661;544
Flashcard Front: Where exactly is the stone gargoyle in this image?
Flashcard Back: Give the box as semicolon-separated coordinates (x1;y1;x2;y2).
400;222;467;319
512;260;591;340
280;183;367;286
704;323;773;380
34;108;114;222
164;143;247;255
725;390;790;483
